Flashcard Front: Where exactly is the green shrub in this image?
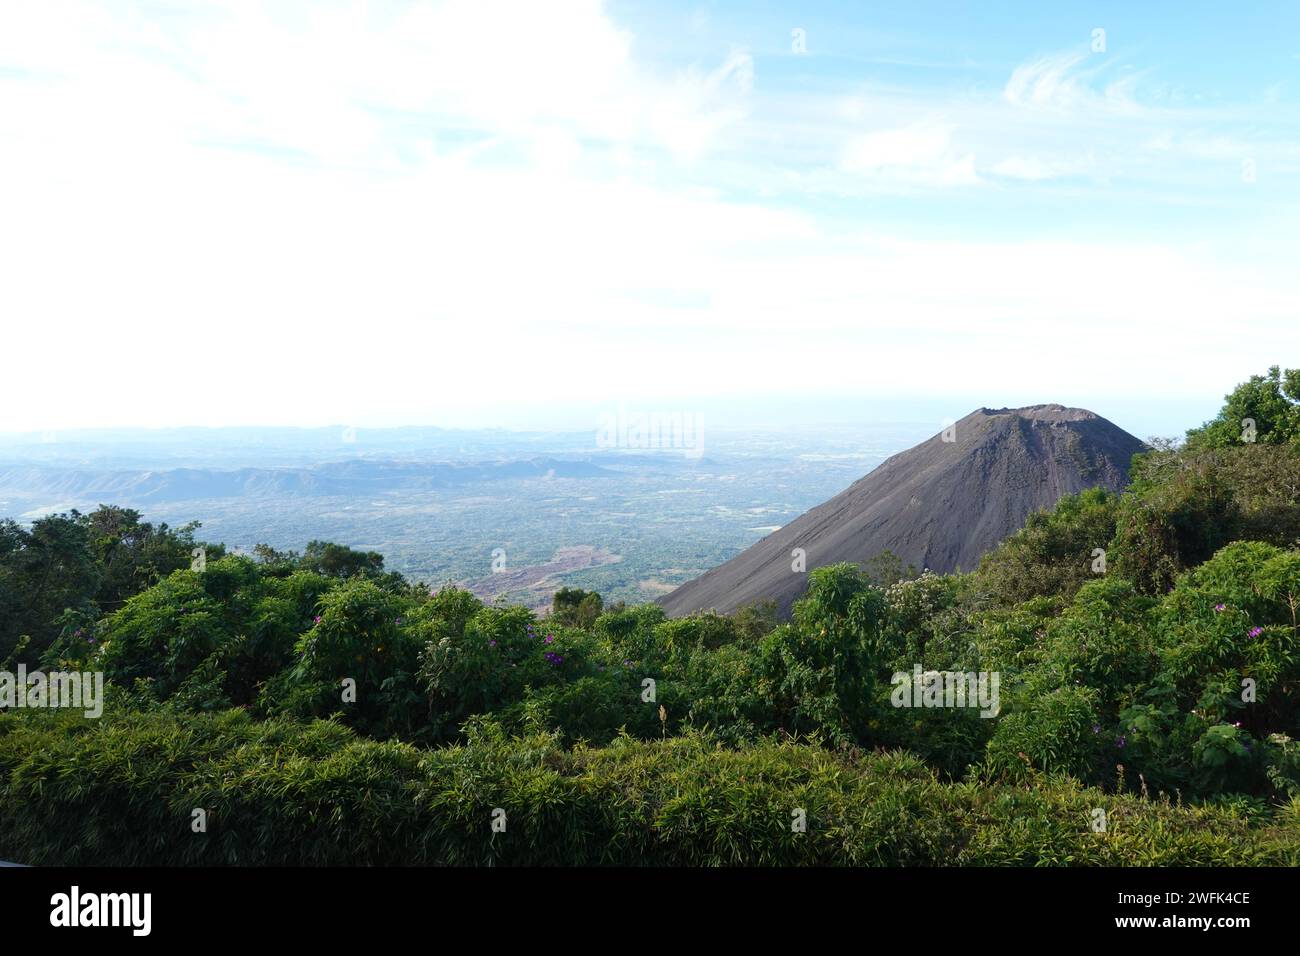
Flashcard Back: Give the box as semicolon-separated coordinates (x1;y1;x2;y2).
98;566;237;694
974;488;1121;607
272;578;424;738
1;704;1294;866
986;684;1105;781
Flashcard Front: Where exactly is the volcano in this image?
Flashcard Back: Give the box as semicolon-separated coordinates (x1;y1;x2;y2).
659;404;1147;617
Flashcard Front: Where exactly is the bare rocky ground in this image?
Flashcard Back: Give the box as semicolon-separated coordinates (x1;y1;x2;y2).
464;545;623;610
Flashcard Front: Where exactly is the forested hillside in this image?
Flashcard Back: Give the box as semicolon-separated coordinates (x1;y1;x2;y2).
2;368;1299;865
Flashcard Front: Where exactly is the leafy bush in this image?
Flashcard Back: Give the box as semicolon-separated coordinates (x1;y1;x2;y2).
269;578;424;738
1112;444;1300;592
1185;364;1300;448
550;587;604;628
98;564;240;695
1;704;1294;866
974;488;1121;607
986;685;1105;781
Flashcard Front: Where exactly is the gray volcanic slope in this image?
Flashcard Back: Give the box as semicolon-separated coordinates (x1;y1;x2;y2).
659;405;1146;617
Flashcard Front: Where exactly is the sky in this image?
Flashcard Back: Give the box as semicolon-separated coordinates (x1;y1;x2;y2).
1;0;1298;436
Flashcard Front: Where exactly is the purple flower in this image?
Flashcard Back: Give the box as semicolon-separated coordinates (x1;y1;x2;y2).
489;640;497;647
1092;724;1101;734
1115;736;1127;749
1248;626;1264;638
543;651;564;666
544;635;555;644
313;615;322;624
1214;604;1226;612
623;660;633;667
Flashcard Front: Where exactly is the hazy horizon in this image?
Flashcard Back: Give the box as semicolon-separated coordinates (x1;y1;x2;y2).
0;392;1227;444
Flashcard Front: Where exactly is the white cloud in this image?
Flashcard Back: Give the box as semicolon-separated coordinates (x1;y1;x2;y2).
1003;50;1141;117
840;123;979;187
0;0;753;169
0;5;1298;431
2;129;1291;430
648;48;754;161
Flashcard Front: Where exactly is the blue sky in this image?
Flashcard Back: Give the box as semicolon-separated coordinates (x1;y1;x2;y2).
1;1;1297;436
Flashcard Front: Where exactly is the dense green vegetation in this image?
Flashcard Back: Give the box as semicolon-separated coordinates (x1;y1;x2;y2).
0;505;218;664
3;705;1293;866
2;368;1299;865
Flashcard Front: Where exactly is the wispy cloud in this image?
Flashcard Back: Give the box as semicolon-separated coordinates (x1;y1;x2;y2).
1002;50;1144;116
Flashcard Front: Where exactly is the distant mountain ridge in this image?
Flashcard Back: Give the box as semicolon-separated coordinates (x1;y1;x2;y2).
0;457;613;504
659;405;1147;617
